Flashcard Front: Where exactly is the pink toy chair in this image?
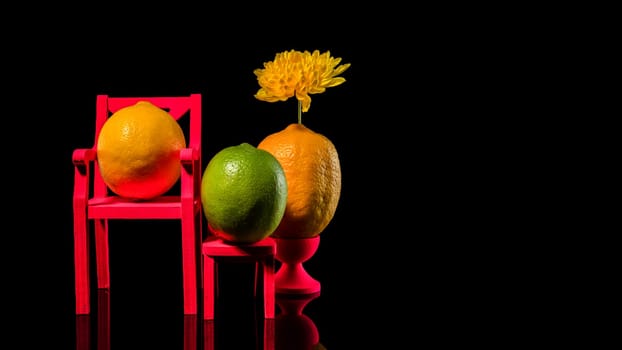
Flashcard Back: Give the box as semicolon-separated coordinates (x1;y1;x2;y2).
202;234;276;320
72;94;203;315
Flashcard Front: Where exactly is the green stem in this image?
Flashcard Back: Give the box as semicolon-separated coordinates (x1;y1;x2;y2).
297;100;302;124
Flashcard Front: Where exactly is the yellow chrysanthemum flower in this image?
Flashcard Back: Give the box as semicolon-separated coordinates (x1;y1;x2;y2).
254;49;351;114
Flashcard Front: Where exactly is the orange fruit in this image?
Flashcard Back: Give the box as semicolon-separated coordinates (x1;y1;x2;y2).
200;143;288;244
257;123;341;238
96;101;186;199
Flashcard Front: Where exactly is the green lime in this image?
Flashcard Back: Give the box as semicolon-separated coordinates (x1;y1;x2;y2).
200;142;288;243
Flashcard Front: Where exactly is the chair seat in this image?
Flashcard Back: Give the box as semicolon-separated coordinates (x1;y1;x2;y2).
88;196;201;219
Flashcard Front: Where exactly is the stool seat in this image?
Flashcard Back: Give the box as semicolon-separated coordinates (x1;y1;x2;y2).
202;236;276;257
202;236;276;320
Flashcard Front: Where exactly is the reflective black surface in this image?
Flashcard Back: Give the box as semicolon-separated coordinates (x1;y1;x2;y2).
69;267;344;349
40;43;371;349
22;38;493;348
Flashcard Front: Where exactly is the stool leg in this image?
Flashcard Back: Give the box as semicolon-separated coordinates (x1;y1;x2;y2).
204;255;215;320
263;256;275;319
215;261;219;298
254;262;259;298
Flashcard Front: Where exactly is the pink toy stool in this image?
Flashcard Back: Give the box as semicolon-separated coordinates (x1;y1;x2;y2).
202;235;276;320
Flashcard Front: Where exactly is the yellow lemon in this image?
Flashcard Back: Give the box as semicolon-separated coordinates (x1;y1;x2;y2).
96;101;186;199
258;123;341;238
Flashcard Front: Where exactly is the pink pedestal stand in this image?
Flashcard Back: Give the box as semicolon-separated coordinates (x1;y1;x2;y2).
273;236;321;295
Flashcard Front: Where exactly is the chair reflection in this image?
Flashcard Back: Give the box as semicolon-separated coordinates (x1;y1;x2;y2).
75;290;110;350
184;315;198;350
75;291;324;349
75;290;198;350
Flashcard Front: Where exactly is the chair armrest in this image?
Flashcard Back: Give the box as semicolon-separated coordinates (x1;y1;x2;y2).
73;148;96;200
73;148;96;166
179;147;201;200
180;148;199;164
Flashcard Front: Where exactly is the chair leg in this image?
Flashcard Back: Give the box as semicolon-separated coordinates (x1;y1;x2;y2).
74;210;90;314
181;213;198;315
263;256;275;319
94;219;110;289
195;212;203;304
203;255;215;320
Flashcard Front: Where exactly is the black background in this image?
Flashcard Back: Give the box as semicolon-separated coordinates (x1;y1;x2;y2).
9;10;532;348
24;41;414;348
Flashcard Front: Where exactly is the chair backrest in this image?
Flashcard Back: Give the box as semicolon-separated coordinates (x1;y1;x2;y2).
91;94;202;198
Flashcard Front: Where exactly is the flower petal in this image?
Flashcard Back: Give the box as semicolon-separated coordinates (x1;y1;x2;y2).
254;49;350;112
